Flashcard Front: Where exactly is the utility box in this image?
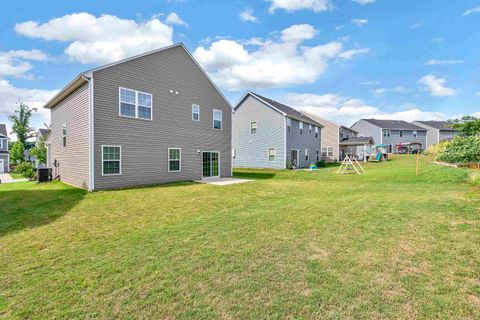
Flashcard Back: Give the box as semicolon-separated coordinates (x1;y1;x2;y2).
37;168;52;183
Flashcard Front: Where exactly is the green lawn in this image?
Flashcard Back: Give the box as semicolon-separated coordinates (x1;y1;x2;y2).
7;173;25;180
1;155;479;319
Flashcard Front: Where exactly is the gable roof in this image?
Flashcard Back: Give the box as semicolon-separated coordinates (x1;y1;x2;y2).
44;43;232;110
0;124;7;138
414;121;456;131
38;128;51;137
237;92;322;127
361;119;426;130
340;136;374;146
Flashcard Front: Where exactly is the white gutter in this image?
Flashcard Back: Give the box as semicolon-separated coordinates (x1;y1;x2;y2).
82;75;95;191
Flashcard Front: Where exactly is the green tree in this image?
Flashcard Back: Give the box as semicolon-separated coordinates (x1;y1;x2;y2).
10;141;25;164
30;136;47;165
451;116;480;137
8;103;37;147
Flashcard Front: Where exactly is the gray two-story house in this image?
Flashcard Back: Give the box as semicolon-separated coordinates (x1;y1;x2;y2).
351;119;427;153
412;121;458;148
233;92;322;169
0;124;9;173
44;43;232;190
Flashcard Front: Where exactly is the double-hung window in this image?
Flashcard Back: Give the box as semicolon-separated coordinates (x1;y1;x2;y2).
309;124;312;134
287;118;291;132
413;130;417;138
192;104;200;121
383;129;391;137
62;124;67;147
119;87;152;120
250;122;257;134
102;145;121;175
299;122;303;135
315;126;319;138
168;148;181;172
268;148;276;161
323;147;333;157
328;148;333;157
400;130;403;137
316;150;320;161
305;149;309;161
213;109;222;129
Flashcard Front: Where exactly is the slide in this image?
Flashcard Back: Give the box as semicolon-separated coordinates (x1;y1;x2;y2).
376;152;382;161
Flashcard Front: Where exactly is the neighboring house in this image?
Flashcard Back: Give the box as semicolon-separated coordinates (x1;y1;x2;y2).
43;43;232;190
351;119;427;153
32;128;51;167
0;124;9;173
305;113;373;161
412;121;458;148
233;92;322;169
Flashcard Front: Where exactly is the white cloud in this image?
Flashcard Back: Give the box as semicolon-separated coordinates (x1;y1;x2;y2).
425;59;464;66
194;24;367;90
351;19;368;27
359;80;379;86
15;12;174;64
419;74;456;97
239;9;258;23
283;92;447;125
0;49;47;78
165;12;188;27
338;48;370;59
280;24;317;43
352;0;377;5
267;0;334;13
371;86;409;96
431;37;445;43
463;7;480;16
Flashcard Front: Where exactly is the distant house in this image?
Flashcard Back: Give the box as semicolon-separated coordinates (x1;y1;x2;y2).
32;128;51;167
0;124;9;173
305;113;374;161
233;92;322;169
352;119;427;153
43;43;232;190
412;121;458;148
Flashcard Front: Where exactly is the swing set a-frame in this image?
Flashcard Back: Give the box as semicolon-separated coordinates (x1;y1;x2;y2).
336;155;367;175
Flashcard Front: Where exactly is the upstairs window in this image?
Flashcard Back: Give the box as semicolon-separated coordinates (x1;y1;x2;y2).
213;109;222;129
305;149;309;161
102;145;121;175
383;129;391;137
268;148;276;161
400;130;403;137
250;122;257;134
287;118;291;133
62;124;67;147
299;122;303;135
192;104;200;121
309;124;312;134
413;130;417;138
315;126;319;138
168;148;181;172
316;150;319;161
119;87;152;120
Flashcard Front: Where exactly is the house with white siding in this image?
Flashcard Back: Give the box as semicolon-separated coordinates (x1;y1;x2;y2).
233;92;322;169
0;124;9;173
43;43;232;190
412;121;458;148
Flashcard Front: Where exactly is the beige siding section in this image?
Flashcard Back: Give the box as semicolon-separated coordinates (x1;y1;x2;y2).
49;82;90;189
93;45;231;189
304;113;339;162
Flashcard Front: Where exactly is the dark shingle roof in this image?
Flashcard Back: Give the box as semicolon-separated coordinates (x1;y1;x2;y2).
0;124;7;138
414;121;456;131
340;136;374;146
362;119;426;130
38;128;51;137
249;92;322;127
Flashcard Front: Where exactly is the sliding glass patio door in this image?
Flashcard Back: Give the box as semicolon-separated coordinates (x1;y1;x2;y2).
202;152;219;178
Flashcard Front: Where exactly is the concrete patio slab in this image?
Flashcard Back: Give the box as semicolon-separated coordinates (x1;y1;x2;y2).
0;173;28;184
194;177;254;186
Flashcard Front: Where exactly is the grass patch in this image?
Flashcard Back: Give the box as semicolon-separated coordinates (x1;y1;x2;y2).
0;155;479;319
8;173;26;180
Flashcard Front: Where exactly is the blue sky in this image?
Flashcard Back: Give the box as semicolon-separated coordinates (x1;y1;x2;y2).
1;0;479;136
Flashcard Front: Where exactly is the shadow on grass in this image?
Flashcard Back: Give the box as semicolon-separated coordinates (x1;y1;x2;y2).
0;186;87;238
233;171;276;180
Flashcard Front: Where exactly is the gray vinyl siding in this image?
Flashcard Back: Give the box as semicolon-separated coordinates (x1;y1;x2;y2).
439;130;457;142
0;138;7;152
0;154;8;173
351;120;381;145
286;118;321;168
382;130;427;149
412;121;439;147
49;82;90;189
232;95;285;169
304;114;339;162
92;45;231;190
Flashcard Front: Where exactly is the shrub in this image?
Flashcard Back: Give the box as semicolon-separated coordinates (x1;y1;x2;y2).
438;137;480;164
13;162;35;180
316;159;326;167
424;140;450;160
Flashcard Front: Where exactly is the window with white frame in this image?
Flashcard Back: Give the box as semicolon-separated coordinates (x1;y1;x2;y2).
383;129;391;137
62;124;67;147
168;148;181;172
102;145;121;175
299;122;303;135
322;147;333;157
315;126;319;138
316;150;319;161
413;130;417;138
305;149;309;161
119;87;152;120
192;104;200;121
309;124;312;134
328;148;333;157
213;109;222;129
232;148;236;159
287;118;291;132
0;139;3;149
268;148;276;161
250;122;257;134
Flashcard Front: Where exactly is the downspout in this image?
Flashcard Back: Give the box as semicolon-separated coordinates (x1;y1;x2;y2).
284;116;287;168
82;74;95;191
